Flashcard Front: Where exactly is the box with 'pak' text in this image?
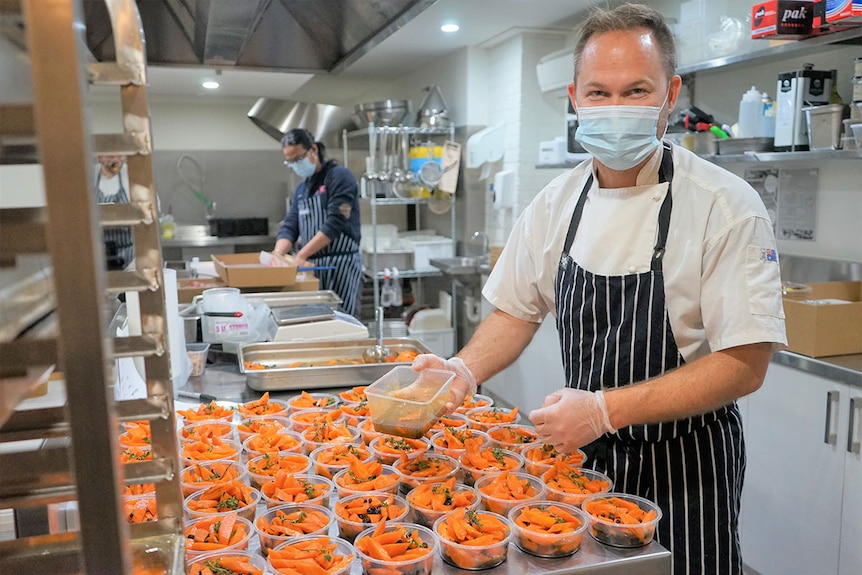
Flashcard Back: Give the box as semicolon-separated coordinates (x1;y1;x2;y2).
751;0;820;38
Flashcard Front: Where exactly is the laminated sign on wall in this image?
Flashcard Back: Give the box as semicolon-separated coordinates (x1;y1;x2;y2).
745;167;819;241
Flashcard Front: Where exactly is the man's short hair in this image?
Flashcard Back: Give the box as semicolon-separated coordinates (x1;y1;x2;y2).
573;3;677;81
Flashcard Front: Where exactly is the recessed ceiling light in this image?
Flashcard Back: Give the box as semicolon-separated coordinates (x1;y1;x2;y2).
202;81;220;90
441;23;459;33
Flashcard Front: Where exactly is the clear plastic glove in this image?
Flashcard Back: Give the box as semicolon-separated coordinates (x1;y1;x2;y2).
528;388;616;453
412;354;477;414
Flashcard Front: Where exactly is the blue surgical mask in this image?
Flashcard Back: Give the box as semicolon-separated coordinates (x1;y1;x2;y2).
575;101;666;171
290;156;316;179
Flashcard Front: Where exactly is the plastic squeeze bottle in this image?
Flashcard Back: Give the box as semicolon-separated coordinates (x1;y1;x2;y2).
738;86;763;138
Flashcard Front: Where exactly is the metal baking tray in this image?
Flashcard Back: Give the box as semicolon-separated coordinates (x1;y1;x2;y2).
239;338;431;391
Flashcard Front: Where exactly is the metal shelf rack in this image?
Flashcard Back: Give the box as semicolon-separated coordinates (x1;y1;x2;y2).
0;1;183;573
343;124;457;312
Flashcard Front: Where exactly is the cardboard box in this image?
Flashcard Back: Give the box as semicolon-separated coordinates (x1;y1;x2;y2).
784;281;862;357
751;0;818;38
177;277;228;303
282;273;320;292
212;253;297;288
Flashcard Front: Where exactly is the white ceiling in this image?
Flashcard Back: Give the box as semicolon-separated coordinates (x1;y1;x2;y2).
146;0;597;102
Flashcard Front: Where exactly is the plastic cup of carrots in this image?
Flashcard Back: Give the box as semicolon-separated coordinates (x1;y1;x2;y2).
289;408;345;434
332;457;400;498
357;418;386;446
542;463;613;507
507;500;589;558
246;452;311;488
253;503;335;555
268;535;355;575
180;460;248;497
186;550;267;575
177;401;236;424
339;385;368;403
339;401;370;428
260;471;334;509
124;494;157;523
353;521;438;575
392;453;460;495
242;429;304;459
465;406;522;433
582;492;662;548
236;415;291;444
455;393;495;414
368;435;431;465
124;482;155;496
486;424;541;455
183;479;261;522
457;437;525;487
120;446;152;464
179;420;236;444
423;412;469;439
310;443;374;480
184;513;253;560
334;492;411;542
180;437;241;467
406;477;480;529
429;428;491;460
118;424;152;449
286;390;341;414
237;392;289;418
301;422;361;454
522;444;586;478
433;509;513;570
475;471;546;516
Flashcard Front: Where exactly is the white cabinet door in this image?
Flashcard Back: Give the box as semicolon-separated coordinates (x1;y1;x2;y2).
741;363;845;575
839;390;862;575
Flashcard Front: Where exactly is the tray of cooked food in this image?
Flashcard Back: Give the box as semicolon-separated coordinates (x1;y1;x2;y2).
238;338;431;391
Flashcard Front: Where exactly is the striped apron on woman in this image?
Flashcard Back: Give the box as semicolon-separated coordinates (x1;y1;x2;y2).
96;171;134;269
296;182;363;318
555;145;745;575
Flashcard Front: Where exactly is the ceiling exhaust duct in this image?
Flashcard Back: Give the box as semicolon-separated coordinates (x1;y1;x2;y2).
247;98;354;148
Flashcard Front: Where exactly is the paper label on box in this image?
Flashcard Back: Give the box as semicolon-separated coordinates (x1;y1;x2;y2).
803;298;854;305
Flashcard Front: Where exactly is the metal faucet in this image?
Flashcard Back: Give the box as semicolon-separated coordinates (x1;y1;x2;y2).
468;231;490;264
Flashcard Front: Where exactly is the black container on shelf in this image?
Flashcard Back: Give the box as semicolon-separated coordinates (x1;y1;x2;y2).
208;218;269;237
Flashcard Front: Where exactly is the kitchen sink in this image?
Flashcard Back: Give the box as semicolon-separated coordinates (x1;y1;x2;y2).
430;256;490;276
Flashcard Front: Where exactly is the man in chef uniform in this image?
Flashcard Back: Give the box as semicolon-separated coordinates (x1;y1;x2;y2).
414;4;786;574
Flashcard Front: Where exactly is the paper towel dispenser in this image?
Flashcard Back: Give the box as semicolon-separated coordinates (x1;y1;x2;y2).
466;124;505;168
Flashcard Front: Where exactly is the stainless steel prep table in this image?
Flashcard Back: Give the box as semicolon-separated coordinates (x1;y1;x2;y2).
177;360;672;574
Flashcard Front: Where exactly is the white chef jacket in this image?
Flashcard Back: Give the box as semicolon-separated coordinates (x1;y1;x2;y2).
483;142;787;363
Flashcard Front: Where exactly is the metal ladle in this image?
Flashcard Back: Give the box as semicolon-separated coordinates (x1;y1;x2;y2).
363;306;392;363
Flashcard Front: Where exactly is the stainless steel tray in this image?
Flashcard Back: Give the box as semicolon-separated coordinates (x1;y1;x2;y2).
189;290;342;311
239;338;432;391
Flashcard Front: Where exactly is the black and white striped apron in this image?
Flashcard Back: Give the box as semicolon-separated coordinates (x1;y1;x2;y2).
555;145;745;575
297;186;363;318
96;171;134;269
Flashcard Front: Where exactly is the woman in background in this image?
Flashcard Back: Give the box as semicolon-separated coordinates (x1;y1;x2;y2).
274;129;363;317
95;154;133;270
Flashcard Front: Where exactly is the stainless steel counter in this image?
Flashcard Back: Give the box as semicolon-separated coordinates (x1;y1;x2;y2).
772;350;862;387
162;234;275;248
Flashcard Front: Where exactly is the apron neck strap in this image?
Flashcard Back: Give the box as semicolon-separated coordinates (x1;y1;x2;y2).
561;142;675;269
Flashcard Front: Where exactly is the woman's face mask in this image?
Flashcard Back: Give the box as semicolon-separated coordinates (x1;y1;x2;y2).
289;156;316;178
574;92;669;172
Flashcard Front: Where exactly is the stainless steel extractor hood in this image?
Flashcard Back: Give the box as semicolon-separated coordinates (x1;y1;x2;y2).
247;98;353;146
80;0;438;73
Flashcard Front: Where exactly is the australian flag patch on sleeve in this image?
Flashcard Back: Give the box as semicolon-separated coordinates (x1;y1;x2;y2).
760;248;778;263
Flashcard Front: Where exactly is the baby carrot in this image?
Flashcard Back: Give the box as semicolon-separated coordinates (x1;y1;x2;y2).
260;471;330;505
187;555;264;575
177;401;234;422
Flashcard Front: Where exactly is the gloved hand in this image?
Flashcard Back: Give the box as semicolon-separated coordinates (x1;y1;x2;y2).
412;354;477;414
528;388;616;453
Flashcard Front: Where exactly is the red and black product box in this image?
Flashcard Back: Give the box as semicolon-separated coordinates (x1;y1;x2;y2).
751;0;824;38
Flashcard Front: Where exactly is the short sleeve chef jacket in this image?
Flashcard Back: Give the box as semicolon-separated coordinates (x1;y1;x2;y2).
483;143;787;363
